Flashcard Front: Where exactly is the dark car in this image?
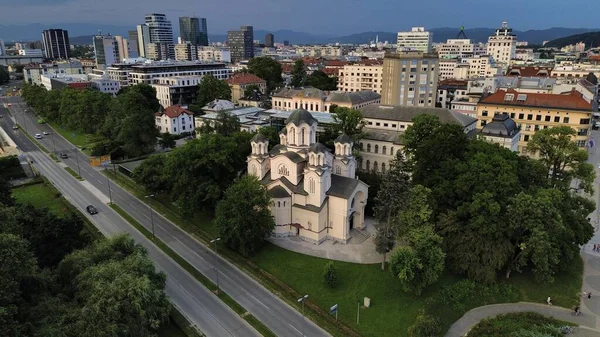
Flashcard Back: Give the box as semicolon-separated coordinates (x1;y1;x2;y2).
86;205;98;215
59;153;68;159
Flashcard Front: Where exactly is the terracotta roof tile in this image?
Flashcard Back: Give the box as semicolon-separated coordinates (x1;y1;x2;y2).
480;89;592;111
321;68;340;76
226;72;266;85
156;105;194;118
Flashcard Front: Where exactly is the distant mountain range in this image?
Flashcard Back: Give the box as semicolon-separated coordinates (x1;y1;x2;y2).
543;31;600;48
1;23;598;46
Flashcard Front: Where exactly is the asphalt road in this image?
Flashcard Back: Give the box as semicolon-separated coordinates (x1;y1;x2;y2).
1;96;331;337
0;99;260;337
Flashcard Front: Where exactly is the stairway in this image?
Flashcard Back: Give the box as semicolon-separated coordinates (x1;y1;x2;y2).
349;228;371;244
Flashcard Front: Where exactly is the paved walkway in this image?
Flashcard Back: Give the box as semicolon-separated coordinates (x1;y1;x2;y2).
268;217;384;264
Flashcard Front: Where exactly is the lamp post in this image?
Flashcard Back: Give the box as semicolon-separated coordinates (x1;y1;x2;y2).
145;194;155;238
210;238;221;294
73;147;81;177
106;173;113;204
51;132;57;154
357;299;360;325
297;295;308;336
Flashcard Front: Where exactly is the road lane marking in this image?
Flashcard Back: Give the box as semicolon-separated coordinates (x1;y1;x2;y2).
289;324;302;335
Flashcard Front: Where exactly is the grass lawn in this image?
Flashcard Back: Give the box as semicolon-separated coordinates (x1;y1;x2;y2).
12;182;70;216
48;122;105;155
467;312;575;337
103;170;585;337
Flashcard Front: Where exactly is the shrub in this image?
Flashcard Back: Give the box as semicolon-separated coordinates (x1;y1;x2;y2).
323;261;338;288
407;310;442;337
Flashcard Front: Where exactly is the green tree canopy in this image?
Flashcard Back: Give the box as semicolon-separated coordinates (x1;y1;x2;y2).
158;132;177;149
132;153;172;194
243;84;262;98
215;175;275;256
307;70;338;91
0;65;9;85
198;111;241;136
290;60;307;88
196;74;232;108
330;107;366;143
247;57;283;93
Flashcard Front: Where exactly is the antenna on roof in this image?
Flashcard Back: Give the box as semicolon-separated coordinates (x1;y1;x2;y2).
455;25;468;39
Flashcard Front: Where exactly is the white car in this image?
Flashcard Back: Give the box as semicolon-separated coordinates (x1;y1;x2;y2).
42;131;51;135
34;134;42;139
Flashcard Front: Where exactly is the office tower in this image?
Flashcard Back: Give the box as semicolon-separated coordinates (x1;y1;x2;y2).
179;17;208;46
265;33;274;48
396;27;432;53
128;30;139;58
93;35;119;67
114;36;130;60
381;51;439;107
145;13;174;59
136;24;151;58
227;25;253;63
283;40;290;46
0;40;5;56
42;29;71;59
487;21;517;64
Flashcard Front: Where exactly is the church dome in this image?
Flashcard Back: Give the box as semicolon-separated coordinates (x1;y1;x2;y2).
482;113;518;137
286;109;318;126
308;142;329;154
335;133;352;144
251;132;267;143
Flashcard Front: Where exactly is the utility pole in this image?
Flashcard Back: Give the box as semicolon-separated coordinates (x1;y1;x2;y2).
297;295;308;336
210;238;221;294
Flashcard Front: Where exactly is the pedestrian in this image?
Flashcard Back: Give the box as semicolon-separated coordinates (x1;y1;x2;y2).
584;291;588;298
588;292;592;300
594;244;597;251
547;296;553;306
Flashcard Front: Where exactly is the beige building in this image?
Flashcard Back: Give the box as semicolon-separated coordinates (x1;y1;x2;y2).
462;55;503;78
436;38;486;59
248;109;369;244
479;113;521;152
174;43;198;61
337;63;383;93
487;21;517;64
477;89;594;152
397;27;432;53
381;52;439;107
226;72;267;103
295;46;348;58
272;87;381;112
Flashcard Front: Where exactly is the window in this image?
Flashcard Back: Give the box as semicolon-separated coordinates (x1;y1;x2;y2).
536;115;541;121
367;144;371;152
309;178;315;193
527;114;533;120
545;116;551;122
374;145;379;153
359;143;364;151
578;129;588;136
554;116;560;123
301;127;305;145
524;135;530;141
504;93;514;101
481;120;487;127
577;140;587;147
518;113;524;119
580;118;591;125
335;166;341;174
516;94;528;102
278;164;289;176
482;110;488;117
510;113;515;118
373;162;378;172
366;160;371;171
563;117;570;124
382;146;387;155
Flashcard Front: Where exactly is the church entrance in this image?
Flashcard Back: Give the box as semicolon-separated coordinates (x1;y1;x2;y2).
349;211;355;230
296;227;300;236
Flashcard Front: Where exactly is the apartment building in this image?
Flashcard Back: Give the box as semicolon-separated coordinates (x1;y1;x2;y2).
272;87;380;112
397;27;432;53
197;47;231;63
337;62;383;93
437;79;468;108
436;39;486;59
226;72;267;103
42;29;71;59
381;52;439;107
174;43;198;61
438;59;469;80
295;46;348;58
477;89;594;152
152;75;202;108
487;21;517;64
24;61;84;85
123;61;231;86
462;55;503;78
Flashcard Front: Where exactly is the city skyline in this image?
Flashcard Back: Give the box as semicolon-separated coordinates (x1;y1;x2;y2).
0;0;598;35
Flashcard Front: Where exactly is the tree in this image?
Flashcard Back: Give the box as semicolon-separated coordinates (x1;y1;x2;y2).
243;84;262;99
133;154;172;194
407;310;442;337
256;126;280;149
0;65;9;85
389;227;445;295
158;132;176;149
0;177;14;206
247;57;283;93
196;74;232;108
215;176;275;257
322;261;339;288
526;126;595;193
120;84;161;113
290;59;307;88
374;151;411;269
330;107;366;143
307;70;338;90
198;111;241;136
396;185;433;237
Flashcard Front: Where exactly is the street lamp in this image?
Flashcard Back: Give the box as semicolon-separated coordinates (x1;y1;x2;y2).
51;132;57;154
210;238;221;294
145;194;155;238
297;294;309;336
73;147;81;177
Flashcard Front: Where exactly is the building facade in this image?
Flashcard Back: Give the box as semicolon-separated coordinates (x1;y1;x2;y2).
265;33;274;48
145;13;174;59
90;77;120;96
146;43;172;61
179;17;208;46
226;72;267;103
126;61;231;85
228;25;254;63
477;89;594;152
93;35;119;67
127;30;139;58
155;105;195;134
42;29;71;59
381;52;439;107
396;27;432;53
487;21;517;64
197;47;231;63
152;75;202;107
136;24;151;58
337;63;383;93
174;43;198;61
436;39;486;59
18;49;43;57
24;61;84;85
480;113;521;152
272;87;381;112
248;109;369;244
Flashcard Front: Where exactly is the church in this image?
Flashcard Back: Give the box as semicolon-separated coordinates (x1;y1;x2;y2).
247;109;369;244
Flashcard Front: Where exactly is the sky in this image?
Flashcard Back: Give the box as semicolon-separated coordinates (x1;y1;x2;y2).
0;0;598;35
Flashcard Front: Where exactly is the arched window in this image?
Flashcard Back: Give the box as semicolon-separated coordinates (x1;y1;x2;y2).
309;178;316;193
390;147;394;155
310;154;315;165
381;162;386;173
278;201;281;207
278;164;289;176
283;201;286;207
359;143;364;151
336;144;341;154
366;160;371;171
373;161;378;172
367;144;371;152
290;127;296;144
374;145;379;154
382;146;387;155
301;127;306;145
252;144;256;153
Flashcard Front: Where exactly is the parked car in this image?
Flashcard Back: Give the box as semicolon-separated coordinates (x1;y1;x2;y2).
59;153;68;159
86;205;98;215
42;131;51;135
34;133;42;139
12;125;18;130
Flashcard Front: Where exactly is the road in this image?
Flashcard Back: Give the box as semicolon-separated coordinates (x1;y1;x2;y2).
1;96;331;337
0;99;260;337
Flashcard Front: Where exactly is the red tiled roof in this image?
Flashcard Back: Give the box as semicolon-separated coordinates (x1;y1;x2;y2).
281;64;293;74
226;72;266;85
321;68;340;76
480;89;592;111
506;66;553;77
325;60;348;68
155;105;194;118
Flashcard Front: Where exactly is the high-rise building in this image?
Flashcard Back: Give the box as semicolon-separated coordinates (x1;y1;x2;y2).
93;35;119;67
145;13;174;59
283;40;290;46
114;36;130;61
174;43;198;61
381;51;439;107
396;27;432;53
136;24;151;58
265;33;274;48
42;29;71;59
0;39;5;56
227;25;253;63
487;21;517;64
146;43;171;61
179;17;208;46
128;30;139;58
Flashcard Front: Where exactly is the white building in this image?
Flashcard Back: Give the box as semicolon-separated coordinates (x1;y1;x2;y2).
18;49;44;57
436;39;486;59
152;75;202;108
247;109;369;244
24;61;84;85
119;61;231;86
93;35;119;67
91;77;120;96
197;47;231;63
155;104;195;135
487;21;517;64
397;27;433;53
462;55;503;78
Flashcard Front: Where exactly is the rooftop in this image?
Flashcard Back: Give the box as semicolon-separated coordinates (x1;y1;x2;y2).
326;90;381;104
273;86;327;99
481;113;519;138
506;66;553;77
359;104;477;127
226;72;266;85
266;109;337;125
156;105;194;118
480;89;593;111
